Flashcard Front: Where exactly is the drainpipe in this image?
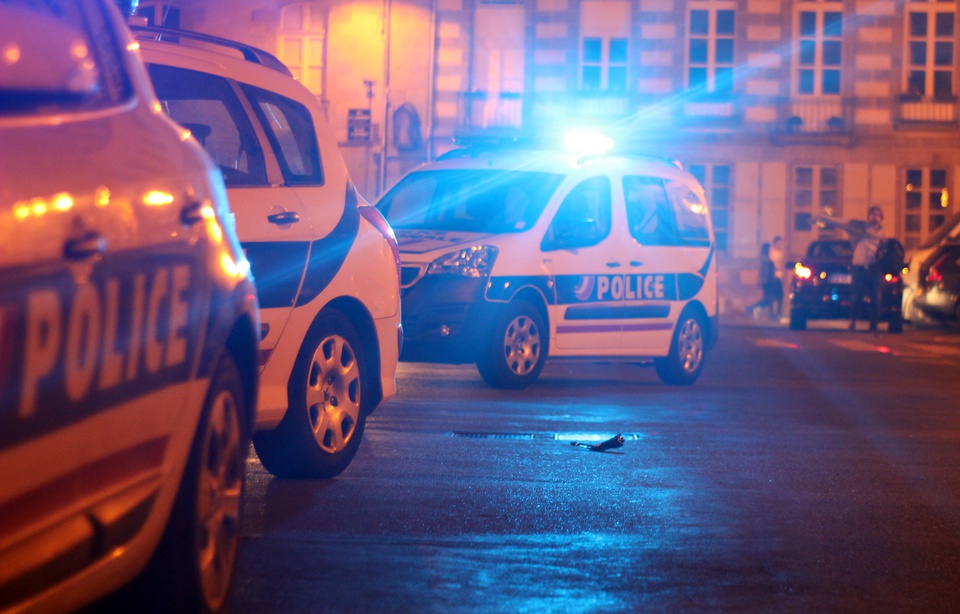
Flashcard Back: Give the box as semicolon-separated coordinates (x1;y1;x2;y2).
426;0;437;162
378;0;392;196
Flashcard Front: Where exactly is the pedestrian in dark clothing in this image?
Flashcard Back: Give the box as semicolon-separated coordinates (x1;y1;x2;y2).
819;206;886;332
746;242;781;320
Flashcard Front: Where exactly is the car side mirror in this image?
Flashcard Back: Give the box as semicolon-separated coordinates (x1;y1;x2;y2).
0;6;100;106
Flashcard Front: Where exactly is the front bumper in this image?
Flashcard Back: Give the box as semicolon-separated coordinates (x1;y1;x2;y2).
399;274;502;363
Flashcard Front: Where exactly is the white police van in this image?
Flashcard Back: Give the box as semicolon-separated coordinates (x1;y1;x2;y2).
135;26;403;479
377;139;718;388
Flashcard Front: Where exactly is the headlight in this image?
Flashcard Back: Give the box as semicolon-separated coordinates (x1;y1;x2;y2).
427;245;498;278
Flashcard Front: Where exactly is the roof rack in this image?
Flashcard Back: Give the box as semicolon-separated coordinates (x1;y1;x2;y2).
130;25;292;77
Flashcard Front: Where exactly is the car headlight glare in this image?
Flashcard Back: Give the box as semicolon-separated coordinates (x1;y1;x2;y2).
427;245;499;278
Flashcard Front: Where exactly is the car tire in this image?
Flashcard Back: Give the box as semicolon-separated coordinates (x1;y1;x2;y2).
789;309;807;330
253;311;368;479
888;311;904;333
476;299;547;389
103;353;248;614
654;309;706;386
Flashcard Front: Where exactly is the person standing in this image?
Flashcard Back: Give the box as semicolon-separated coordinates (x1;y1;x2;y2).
746;242;780;320
819;206;886;332
769;235;786;319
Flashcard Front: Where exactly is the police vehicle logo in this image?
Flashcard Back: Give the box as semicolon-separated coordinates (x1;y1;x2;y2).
573;276;595;301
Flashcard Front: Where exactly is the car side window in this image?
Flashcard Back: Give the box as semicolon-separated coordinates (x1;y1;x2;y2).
624;175;677;246
241;84;323;186
147;64;267;186
666;180;712;246
542;176;612;251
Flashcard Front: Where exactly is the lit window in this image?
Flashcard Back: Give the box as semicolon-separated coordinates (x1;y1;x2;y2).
903;167;950;250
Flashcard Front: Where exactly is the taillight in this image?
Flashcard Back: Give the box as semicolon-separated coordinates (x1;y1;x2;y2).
359;203;402;282
925;254;947;286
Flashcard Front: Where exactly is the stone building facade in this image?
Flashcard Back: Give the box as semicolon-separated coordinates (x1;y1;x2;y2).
136;0;960;310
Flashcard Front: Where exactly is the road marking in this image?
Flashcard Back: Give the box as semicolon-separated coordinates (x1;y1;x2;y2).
825;337;960;365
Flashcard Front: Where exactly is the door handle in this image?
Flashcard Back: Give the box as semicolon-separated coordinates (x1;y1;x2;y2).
267;211;301;225
630;261;643;267
64;231;106;260
181;201;205;226
606;261;621;268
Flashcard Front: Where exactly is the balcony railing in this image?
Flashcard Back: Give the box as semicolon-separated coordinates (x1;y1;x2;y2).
776;97;853;135
896;95;958;125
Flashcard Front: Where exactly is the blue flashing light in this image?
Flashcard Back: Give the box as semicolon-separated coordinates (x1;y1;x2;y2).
561;129;614;156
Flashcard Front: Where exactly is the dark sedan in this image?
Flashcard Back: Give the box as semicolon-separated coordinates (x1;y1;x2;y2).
914;241;960;323
788;239;904;332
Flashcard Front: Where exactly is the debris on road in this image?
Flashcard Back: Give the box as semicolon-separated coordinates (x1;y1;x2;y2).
571;434;625;452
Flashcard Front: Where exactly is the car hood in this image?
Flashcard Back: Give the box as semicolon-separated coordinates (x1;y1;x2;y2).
394;228;498;256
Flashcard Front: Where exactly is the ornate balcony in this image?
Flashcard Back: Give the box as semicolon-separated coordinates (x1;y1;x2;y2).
896;94;958;127
771;97;854;145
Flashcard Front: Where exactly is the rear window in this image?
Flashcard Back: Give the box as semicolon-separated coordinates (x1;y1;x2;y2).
378;170;563;233
808;241;852;259
0;0;131;115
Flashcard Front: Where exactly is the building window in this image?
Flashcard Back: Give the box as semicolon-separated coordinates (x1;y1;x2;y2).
904;168;950;249
904;1;956;99
689;164;731;252
279;3;326;96
687;2;736;95
793;166;838;233
581;37;628;91
795;1;843;95
580;1;630;91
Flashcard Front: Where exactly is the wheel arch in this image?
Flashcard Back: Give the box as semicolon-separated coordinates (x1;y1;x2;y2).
679;299;713;346
507;285;550;349
315;296;384;410
225;313;259;433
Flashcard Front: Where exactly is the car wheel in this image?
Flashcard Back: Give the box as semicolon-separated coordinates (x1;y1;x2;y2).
104;354;247;614
476;299;547;389
254;311;368;479
789;309;807;330
654;309;706;386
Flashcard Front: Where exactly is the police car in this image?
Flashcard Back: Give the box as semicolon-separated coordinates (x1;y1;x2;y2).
377;139;718;388
1;1;260;612
134;26;402;478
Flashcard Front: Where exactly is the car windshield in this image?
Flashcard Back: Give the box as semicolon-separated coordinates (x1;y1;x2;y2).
378;169;564;233
808;241;853;259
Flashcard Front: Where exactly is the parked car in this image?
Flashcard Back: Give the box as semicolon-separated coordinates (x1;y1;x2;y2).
788;238;904;332
1;2;260;612
376;143;719;388
913;240;960;323
135;26;402;479
902;211;960;322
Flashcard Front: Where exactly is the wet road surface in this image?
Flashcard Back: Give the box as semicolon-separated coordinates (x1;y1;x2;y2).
233;320;960;613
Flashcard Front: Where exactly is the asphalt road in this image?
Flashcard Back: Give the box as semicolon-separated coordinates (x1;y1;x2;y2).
233;319;960;613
